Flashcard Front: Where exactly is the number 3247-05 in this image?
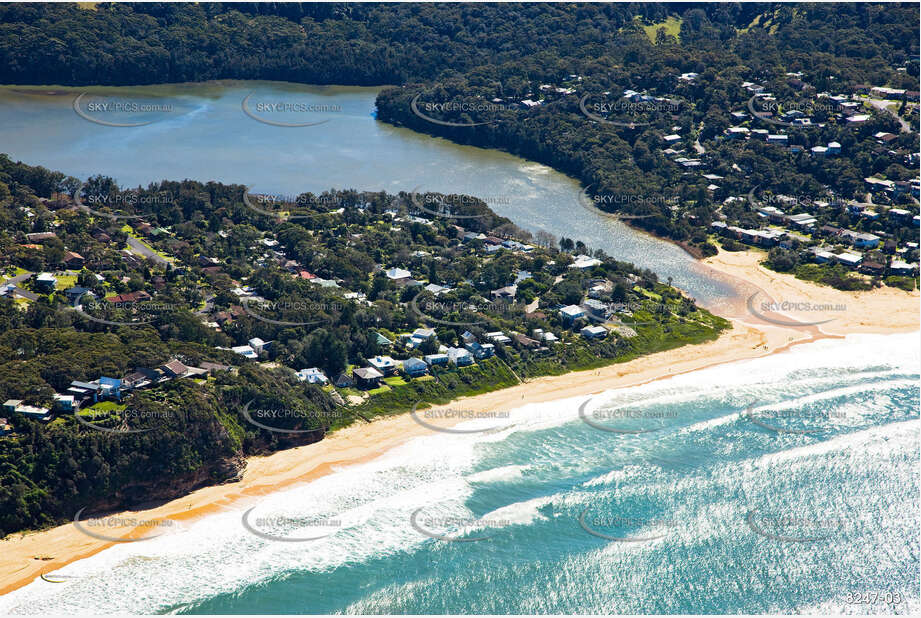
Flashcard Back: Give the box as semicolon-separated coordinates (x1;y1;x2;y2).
846;591;903;605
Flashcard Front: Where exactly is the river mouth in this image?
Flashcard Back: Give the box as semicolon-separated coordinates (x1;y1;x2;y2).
0;79;737;308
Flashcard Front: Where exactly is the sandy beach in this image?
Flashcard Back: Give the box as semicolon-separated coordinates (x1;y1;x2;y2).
1;248;918;597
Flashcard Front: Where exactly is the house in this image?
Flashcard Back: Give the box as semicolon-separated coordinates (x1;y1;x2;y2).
890;260;918;276
725;127;749;139
836;253;863;268
581;325;608;340
248;337;268;354
122;367;159;389
199;361;233;374
570;254;602;269
491;285;517;302
859;261;885;275
513;333;540;349
2;400;51;420
485;331;512;344
374;332;393;348
447;347;474;366
34;272;57;292
385;267;412;282
848;232;880;249
160;360;190;379
583;298;608;319
663;134;682;143
560;305;586;324
53;394;75;412
332;372;354;388
766;134;788;145
231;345;258;359
424;283;451;295
826;142;841;155
402;357;429;377
65;286;93;304
25;232;57;243
412;328;436;342
353;366;384;389
368;356;397;376
63;251;85;269
424;353;450;366
106;290;152;304
465;341;495;359
0;418;11;436
296;367;328;385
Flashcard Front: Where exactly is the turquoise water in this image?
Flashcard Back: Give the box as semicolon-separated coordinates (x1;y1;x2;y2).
2;332;917;614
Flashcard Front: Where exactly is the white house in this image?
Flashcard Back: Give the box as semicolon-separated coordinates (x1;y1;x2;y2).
385;267;411;281
296;367;328;385
232;345;258;359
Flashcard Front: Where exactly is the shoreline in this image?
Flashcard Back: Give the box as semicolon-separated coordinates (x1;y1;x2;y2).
0;320;793;597
1;255;919;599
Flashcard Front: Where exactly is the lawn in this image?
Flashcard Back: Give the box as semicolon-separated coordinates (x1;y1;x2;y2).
640;15;682;42
77;401;127;417
54;274;78;290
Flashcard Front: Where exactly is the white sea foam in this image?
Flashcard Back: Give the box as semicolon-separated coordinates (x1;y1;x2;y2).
1;331;916;613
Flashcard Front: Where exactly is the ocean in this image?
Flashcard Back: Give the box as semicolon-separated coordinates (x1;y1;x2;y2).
1;332;918;615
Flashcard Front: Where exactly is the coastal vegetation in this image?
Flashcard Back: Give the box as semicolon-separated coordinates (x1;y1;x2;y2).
0;154;727;536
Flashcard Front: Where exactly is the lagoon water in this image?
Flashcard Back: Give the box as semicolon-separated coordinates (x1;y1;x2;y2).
0;81;733;307
0;332;917;614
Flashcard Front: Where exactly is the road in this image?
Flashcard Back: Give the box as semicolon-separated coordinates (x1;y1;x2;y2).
867;98;912;133
693;121;706;154
0;271;39;301
126;236;169;266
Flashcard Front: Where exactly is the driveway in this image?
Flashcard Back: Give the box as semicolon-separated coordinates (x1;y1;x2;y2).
867;98;912;133
127;236;169;266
